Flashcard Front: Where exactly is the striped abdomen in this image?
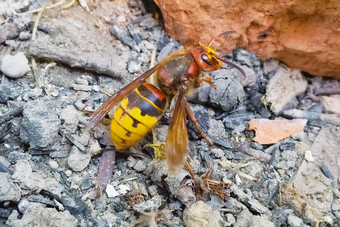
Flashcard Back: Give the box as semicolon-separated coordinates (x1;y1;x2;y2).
110;82;167;150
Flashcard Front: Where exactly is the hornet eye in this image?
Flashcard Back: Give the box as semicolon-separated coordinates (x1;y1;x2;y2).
201;54;218;66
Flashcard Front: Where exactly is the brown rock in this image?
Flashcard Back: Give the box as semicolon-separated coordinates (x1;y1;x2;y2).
154;0;340;77
248;119;307;144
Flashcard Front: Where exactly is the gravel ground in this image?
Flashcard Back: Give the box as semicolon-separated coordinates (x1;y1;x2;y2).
0;0;340;226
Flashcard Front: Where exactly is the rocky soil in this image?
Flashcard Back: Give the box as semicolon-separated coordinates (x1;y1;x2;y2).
0;0;340;226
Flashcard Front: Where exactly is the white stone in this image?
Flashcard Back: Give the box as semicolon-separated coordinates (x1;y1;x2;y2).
49;160;59;169
1;52;31;78
105;184;119;198
65;170;72;177
117;184;130;194
304;150;315;162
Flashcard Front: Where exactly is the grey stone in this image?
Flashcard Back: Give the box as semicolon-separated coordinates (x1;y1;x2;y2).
332;199;340;212
157;40;177;62
0;173;21;202
139;17;159;29
22;87;43;101
110;25;140;52
265;64;307;114
74;92;92;111
251;215;275;227
67;146;91;172
60;105;80;134
210;148;224;159
18;31;31;40
71;84;92;91
20;98;60;149
183;201;223;227
80;178;95;191
1;52;30;78
6;202;78;227
49;150;70;158
133;195;161;212
133;160;147;172
61;194;88;215
127;59;141;74
287;214;303;227
0;156;11;172
11;160;45;195
0;23;19;44
196;69;245;111
263;59;279;75
225;213;236;226
18;198;30;213
145;160;196;206
233;49;261;68
127;156;137;168
208;118;228;140
0;80;23;102
231;185;270;216
234;208;252;227
7;151;32;164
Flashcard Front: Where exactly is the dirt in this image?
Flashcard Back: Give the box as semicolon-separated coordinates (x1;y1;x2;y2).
0;0;339;226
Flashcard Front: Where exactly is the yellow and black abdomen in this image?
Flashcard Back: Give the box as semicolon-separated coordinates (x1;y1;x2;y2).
110;82;167;150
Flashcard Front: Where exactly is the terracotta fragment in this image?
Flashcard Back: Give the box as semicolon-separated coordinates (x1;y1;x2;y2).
248;119;307;144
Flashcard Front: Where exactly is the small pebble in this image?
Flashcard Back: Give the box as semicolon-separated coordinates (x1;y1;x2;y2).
127;156;137;168
133;195;161;213
49;160;59;169
106;184;119;198
20;99;60;149
49;150;69;158
133;160;147;172
74;95;91;111
67;146;91;172
4;40;18;49
92;85;100;92
80;178;94;191
19;31;31;40
117;184;130;195
287;214;303;227
1;52;31;78
72;174;82;183
18;198;30;213
140;17;159;29
76;78;89;85
251;215;275;227
7;151;31;164
304;150;315;162
147;185;158;197
141;40;155;50
127;60;141;74
210;148;224;159
65;170;72;177
184;201;223;227
226;213;236;226
89;139;101;156
71;84;92;91
51;91;59;97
